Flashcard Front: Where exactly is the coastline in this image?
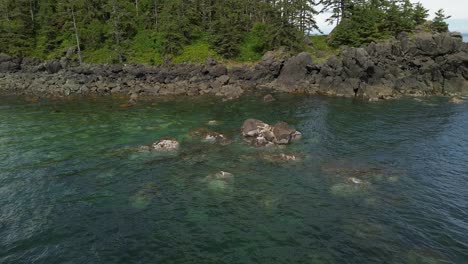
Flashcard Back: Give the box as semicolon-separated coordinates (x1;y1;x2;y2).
1;32;467;102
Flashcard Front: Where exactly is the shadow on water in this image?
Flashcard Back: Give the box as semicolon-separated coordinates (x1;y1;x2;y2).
0;95;467;263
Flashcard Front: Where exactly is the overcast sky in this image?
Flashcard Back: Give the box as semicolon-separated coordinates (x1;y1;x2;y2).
316;0;468;33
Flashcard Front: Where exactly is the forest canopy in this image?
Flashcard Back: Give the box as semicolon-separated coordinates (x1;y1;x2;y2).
0;0;450;64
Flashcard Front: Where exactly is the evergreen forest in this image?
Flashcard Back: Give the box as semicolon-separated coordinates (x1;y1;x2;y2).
0;0;450;64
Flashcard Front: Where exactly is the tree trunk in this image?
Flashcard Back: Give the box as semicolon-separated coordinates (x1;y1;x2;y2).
71;7;82;65
112;0;123;63
153;0;158;27
340;0;346;21
29;0;34;30
135;0;139;16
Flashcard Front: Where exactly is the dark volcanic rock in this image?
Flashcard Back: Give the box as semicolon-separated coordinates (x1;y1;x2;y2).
45;60;63;74
241;119;301;146
1;32;467;99
277;52;312;89
272;122;297;145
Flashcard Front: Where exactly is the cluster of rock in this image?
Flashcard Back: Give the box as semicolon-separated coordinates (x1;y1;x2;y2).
1;32;467;101
241;119;302;146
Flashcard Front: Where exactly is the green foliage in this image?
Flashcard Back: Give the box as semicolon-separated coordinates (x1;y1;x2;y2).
413;2;429;25
127;30;163;64
306;35;339;62
329;0;437;47
265;18;305;52
210;0;249;58
237;23;269;62
173;41;219;64
82;47;118;64
329;2;387;47
0;0;439;63
159;0;191;56
432;9;451;33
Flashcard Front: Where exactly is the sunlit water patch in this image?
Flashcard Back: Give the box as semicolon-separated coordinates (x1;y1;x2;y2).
0;94;467;263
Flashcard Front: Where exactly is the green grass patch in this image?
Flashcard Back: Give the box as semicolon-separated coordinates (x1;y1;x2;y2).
307;35;339;63
83;47;118;64
172;40;220;64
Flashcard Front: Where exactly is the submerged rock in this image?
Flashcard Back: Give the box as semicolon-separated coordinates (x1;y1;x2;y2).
214;171;234;179
151;139;180;151
130;183;159;209
207;120;221;126
260;153;302;163
205;132;230;145
204;171;234;192
322;159;404;189
330;181;370;197
189;127;231;145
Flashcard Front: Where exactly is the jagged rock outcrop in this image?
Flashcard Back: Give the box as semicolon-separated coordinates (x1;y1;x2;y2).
0;32;467;101
241;119;301;146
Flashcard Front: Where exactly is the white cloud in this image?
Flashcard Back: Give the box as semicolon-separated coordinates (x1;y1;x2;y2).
415;0;467;19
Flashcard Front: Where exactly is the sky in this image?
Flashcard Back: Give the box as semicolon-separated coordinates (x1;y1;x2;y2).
316;0;468;34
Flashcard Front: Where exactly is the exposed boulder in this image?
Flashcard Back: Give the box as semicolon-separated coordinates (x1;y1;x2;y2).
272;122;297;145
241;119;270;137
151;139;180;151
45;60;63;74
241;119;301;146
253;51;287;81
450;96;464;104
0;53;12;63
277;52;312;89
0;61;20;73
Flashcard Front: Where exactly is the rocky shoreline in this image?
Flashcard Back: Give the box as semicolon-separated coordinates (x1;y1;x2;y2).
0;32;467;102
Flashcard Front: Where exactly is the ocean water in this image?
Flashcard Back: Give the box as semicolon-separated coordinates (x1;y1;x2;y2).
463;33;468;43
0;94;467;263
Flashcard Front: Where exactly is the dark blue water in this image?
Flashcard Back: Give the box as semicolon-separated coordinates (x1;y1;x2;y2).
1;94;467;263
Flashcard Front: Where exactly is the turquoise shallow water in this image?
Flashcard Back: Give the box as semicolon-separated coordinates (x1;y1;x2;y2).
0;94;468;263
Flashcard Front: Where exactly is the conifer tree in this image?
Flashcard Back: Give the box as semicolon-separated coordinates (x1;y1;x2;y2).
432;9;451;33
412;2;428;26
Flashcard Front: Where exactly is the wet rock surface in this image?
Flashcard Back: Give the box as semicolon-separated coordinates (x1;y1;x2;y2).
241;119;301;146
151;139;180;152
